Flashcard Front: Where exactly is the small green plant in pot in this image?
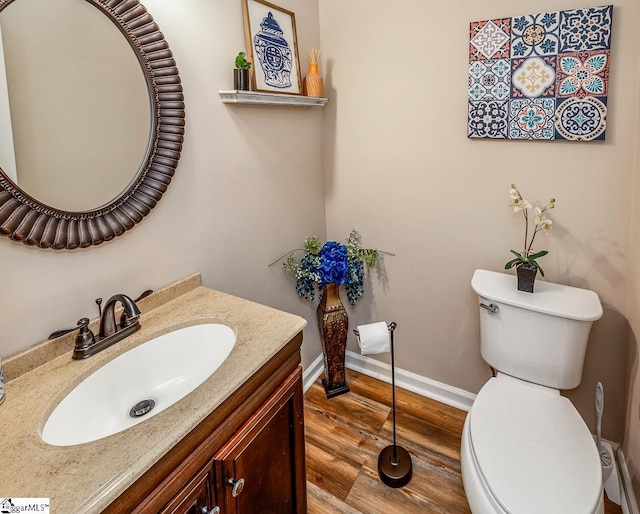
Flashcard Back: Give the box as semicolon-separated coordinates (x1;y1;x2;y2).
233;51;251;90
504;184;556;292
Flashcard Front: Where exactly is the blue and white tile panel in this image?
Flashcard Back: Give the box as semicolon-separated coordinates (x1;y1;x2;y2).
468;5;612;141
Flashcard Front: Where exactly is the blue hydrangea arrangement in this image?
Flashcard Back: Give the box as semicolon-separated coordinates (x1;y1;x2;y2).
284;229;378;305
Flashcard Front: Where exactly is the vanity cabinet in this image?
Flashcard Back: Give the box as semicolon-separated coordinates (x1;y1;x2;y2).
212;366;305;513
105;333;306;514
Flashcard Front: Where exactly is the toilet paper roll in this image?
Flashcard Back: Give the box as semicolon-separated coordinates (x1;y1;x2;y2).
357;321;390;355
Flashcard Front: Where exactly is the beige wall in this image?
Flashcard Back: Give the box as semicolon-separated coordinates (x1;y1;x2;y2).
319;0;639;445
624;28;640;502
0;0;325;371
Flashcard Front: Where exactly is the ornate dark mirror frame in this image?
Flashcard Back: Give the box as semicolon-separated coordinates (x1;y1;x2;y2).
0;0;185;250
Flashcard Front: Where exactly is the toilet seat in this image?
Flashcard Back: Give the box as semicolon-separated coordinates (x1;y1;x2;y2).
467;375;602;514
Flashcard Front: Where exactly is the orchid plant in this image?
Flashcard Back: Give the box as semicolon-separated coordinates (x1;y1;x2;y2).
281;229;378;305
504;184;556;277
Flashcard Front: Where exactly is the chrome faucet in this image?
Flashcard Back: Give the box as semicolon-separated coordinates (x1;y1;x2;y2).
72;294;141;360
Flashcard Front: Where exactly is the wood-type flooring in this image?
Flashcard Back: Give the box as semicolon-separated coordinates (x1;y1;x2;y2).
304;368;623;514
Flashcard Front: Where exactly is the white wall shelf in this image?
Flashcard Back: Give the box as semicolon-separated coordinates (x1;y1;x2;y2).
219;90;328;107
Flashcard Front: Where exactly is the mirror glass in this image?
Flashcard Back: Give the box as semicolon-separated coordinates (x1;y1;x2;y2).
0;0;184;250
0;0;151;212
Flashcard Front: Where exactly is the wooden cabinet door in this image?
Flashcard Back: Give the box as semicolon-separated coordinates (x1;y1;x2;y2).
159;464;214;514
213;367;306;514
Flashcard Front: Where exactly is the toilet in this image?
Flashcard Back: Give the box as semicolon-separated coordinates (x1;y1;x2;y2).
462;269;605;514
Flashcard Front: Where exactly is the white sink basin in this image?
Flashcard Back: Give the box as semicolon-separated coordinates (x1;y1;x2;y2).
41;323;236;446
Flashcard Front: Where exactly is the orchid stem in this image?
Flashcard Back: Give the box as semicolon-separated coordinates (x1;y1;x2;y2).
523;210;529;258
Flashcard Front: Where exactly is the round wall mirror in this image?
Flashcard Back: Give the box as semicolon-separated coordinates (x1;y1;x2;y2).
0;0;185;250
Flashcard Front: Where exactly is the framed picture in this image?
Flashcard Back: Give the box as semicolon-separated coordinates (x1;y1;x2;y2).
242;0;302;95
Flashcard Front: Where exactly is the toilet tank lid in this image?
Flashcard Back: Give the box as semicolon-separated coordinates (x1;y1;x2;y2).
471;269;603;321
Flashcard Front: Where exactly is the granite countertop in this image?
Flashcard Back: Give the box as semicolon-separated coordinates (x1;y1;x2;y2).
0;274;306;513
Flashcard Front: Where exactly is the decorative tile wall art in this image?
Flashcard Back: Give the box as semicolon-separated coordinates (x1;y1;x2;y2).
468;5;613;141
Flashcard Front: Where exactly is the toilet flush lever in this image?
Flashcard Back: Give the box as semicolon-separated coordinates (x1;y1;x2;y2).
480;303;499;314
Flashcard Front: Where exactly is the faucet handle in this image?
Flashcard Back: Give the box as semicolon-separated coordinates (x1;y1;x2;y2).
119;297;141;329
75;318;95;347
72;318;96;360
118;290;150;326
48;317;95;340
134;290;153;302
48;325;79;340
119;310;139;328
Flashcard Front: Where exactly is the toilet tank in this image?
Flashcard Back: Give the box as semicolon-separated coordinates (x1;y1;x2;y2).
471;269;603;390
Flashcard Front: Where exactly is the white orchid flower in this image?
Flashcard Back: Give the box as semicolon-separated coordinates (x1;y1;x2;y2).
512;199;531;212
539;218;552;231
509;188;519;200
535;209;553;231
535;207;551;226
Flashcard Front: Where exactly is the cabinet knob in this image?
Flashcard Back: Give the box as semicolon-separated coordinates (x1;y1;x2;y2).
227;477;245;497
201;507;220;514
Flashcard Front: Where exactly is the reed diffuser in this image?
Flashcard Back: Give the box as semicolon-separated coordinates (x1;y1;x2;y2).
304;48;324;97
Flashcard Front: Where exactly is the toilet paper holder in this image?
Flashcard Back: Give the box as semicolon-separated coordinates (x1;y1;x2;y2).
353;321;413;488
352;321;397;340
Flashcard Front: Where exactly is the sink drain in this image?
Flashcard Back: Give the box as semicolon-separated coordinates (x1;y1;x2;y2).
129;399;156;418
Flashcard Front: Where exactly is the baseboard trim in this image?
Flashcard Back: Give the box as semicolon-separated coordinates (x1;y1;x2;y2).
617;447;639;514
345;350;476;412
303;353;325;393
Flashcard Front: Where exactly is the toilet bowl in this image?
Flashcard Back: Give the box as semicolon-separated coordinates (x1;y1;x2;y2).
461;374;604;514
464;270;604;514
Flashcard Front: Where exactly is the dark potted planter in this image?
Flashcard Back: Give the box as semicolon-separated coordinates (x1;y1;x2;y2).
516;262;538;293
233;69;250;91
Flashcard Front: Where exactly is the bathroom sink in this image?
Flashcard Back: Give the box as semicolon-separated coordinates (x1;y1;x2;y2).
41;323;236;446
